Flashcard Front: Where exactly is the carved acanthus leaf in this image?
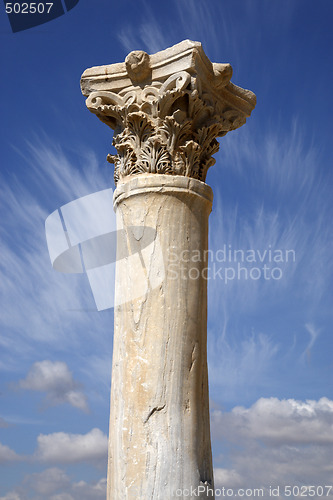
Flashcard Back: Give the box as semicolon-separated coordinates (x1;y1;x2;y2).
159;116;192;153
179;141;202;178
126;112;154;149
137;139;171;175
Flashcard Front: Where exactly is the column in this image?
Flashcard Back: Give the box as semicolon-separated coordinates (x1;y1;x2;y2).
81;40;256;500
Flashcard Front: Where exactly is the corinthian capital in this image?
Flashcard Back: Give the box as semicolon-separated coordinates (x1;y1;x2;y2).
81;40;256;184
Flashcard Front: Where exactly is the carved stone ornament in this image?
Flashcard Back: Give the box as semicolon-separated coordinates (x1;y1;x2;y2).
81;40;256;184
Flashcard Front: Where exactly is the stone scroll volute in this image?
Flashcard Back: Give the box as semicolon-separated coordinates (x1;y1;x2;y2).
81;40;256;184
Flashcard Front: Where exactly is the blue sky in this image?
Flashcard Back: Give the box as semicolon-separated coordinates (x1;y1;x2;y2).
0;1;332;498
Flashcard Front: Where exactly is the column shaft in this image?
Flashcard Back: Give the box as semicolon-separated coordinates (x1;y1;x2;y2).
108;174;214;499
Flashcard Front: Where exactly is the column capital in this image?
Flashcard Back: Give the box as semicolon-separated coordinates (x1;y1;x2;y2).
81;40;256;184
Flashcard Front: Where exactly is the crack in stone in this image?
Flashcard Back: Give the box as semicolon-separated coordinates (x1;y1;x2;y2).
143;404;166;424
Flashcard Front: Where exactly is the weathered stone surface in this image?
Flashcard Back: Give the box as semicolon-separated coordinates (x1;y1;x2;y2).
109;174;213;499
81;40;256;184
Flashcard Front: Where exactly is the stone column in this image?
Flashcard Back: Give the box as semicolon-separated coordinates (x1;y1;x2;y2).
81;40;256;500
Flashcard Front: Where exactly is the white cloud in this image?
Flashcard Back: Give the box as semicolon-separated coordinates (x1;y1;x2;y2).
212;397;333;491
0;442;21;464
19;360;88;412
214;468;243;489
35;428;107;465
1;396;332;496
0;493;22;500
68;478;106;500
0;472;106;500
222;397;333;444
23;467;70;496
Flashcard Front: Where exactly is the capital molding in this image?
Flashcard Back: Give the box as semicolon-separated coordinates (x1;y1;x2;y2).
81;40;256;184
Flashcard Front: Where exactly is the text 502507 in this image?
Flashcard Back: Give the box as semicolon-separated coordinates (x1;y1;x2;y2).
5;3;53;14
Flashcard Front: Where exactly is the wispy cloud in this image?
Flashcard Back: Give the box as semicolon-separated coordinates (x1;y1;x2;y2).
117;1;230;64
205;117;332;398
118;6;170;54
79;354;112;398
0;418;9;428
0;137;113;375
208;329;279;402
302;323;321;361
175;0;226;58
